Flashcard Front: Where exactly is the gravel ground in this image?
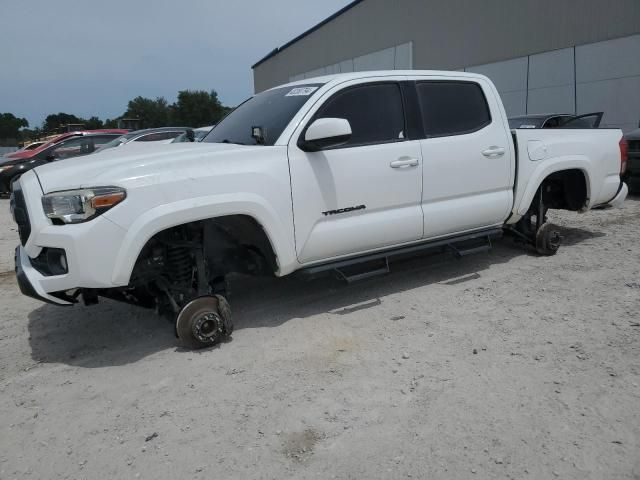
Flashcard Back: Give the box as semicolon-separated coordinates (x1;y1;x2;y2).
1;197;639;479
0;197;18;273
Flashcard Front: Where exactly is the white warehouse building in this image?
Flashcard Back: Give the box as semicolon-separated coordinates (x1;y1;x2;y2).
252;0;640;132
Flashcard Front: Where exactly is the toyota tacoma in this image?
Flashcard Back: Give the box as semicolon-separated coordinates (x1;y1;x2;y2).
11;71;629;348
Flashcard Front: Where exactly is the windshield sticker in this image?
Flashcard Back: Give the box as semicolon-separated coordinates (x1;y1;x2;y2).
285;87;319;97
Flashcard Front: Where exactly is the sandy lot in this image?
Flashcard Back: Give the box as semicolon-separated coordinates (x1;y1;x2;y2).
1;197;639;479
0;196;18;273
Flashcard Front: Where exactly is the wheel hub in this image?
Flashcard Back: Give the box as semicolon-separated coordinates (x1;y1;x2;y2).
192;312;222;343
548;230;561;249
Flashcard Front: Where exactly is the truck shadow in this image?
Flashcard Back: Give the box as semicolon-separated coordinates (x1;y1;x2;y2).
27;227;603;368
555;225;605;246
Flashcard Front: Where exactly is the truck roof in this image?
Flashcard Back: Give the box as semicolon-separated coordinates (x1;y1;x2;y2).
274;70;489;90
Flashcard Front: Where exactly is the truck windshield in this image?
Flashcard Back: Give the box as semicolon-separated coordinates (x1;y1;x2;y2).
203;84;323;146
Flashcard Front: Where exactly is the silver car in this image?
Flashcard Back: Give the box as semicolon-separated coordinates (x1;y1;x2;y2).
96;127;190;152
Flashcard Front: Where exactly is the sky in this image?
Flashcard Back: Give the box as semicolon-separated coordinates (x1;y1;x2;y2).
0;0;352;127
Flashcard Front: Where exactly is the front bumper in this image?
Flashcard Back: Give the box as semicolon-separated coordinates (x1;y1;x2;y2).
12;171;128;305
15;246;72;305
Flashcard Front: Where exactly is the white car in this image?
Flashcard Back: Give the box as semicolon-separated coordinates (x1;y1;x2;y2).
12;70;628;348
171;126;215;143
95;127;190;152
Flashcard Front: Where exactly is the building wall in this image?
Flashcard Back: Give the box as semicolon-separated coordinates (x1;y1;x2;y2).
253;0;640;91
467;34;640;132
288;41;413;82
253;0;640;132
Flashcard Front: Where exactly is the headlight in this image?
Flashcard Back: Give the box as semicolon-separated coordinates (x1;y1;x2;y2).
42;186;126;224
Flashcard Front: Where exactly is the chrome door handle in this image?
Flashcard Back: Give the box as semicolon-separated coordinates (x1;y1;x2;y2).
482;146;506;158
390;157;419;168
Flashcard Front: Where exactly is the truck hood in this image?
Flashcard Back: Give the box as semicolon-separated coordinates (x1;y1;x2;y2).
34;142;261;193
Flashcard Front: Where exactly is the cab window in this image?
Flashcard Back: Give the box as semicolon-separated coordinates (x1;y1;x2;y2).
416;81;491;137
313;83;406;147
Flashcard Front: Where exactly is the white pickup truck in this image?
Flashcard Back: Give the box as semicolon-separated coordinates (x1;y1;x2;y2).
11;70;628;348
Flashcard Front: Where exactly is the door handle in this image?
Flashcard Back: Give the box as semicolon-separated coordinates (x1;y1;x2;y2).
390;157;419;168
482;146;506;158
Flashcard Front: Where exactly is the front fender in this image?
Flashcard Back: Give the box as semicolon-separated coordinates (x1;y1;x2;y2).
109;193;297;285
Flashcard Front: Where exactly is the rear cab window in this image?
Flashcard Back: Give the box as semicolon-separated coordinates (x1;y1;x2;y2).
416;81;491;137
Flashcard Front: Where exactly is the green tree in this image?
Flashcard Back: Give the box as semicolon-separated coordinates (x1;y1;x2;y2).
103;118;120;129
42;112;84;133
170;90;227;127
0;113;29;141
18;127;43;143
124;96;170;128
85;116;104;130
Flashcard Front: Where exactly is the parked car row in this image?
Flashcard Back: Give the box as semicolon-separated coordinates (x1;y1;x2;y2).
96;127;192;152
172;126;214;143
1;125;214;196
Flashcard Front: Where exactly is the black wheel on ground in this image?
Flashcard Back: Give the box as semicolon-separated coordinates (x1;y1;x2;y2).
175;295;232;349
535;223;561;256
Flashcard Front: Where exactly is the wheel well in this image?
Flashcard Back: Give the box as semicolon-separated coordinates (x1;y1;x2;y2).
129;215;278;287
537;169;588;212
201;215;278;276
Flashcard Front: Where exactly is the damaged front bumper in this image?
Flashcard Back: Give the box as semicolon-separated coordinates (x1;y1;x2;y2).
14;246;72;305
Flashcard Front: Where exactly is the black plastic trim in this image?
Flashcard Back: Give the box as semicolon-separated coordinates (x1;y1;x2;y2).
400;81;424;141
30;247;68;277
14;247;71;306
299;228;503;277
10;185;31;246
596;180;626;207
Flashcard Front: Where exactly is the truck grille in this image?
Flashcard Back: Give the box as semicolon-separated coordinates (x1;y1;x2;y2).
9;186;31;246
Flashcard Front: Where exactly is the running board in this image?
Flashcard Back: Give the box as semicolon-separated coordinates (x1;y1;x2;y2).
448;238;493;258
334;258;390;284
300;228;502;282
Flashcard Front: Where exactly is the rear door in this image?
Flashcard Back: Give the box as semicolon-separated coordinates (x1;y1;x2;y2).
288;79;424;264
415;78;514;238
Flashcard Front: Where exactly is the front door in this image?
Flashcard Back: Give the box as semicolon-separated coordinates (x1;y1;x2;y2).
288;80;424;264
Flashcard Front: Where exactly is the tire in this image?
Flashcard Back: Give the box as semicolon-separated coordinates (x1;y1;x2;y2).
175;295;233;349
535;223;561;256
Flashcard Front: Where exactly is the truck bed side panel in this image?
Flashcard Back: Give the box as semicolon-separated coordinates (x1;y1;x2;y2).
510;129;623;219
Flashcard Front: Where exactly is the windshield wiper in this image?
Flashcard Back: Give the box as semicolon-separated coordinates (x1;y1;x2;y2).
220;139;246;145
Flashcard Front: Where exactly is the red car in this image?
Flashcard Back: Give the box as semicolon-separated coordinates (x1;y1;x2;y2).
4;129;128;160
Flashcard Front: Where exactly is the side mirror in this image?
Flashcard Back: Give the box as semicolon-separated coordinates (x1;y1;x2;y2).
185;129;195;142
299;118;352;152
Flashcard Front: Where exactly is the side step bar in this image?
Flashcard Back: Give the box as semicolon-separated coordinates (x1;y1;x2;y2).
334;258;390;284
300;228;502;282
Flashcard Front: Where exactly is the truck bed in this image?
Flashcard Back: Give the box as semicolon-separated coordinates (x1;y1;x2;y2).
509;128;624;221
